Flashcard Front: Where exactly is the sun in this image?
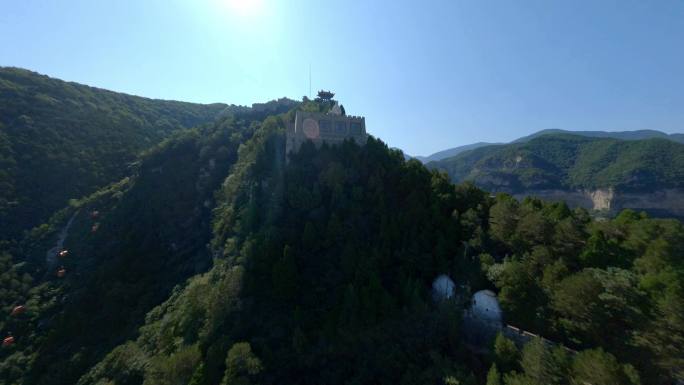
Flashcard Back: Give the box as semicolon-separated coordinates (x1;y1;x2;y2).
219;0;264;16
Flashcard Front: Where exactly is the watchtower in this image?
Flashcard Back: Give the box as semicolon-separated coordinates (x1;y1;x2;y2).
316;90;335;101
286;92;368;154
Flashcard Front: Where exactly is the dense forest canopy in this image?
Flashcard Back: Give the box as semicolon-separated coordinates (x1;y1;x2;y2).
75;117;483;385
0;67;230;242
0;97;299;384
0;82;681;385
429;134;684;193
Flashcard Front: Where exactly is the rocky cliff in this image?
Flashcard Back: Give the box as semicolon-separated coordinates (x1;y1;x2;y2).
513;188;684;218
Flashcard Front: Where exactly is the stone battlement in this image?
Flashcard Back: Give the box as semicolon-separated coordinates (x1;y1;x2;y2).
286;111;368;154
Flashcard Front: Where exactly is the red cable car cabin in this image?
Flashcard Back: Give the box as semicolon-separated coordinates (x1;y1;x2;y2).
57;267;66;278
2;336;15;347
11;305;26;316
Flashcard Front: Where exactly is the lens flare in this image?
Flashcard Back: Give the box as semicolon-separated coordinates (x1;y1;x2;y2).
220;0;263;16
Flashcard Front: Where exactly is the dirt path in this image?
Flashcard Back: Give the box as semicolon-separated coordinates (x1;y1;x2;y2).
46;210;79;266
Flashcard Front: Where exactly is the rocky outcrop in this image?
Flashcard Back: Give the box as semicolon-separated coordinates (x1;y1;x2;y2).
588;188;614;210
512;188;684;218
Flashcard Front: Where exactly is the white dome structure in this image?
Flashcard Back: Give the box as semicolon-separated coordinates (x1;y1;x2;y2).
432;274;456;302
470;290;503;324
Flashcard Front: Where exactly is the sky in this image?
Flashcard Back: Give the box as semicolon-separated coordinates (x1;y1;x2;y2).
1;0;683;156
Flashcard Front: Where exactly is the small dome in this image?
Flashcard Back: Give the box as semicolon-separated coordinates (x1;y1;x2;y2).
432;274;456;302
471;290;503;324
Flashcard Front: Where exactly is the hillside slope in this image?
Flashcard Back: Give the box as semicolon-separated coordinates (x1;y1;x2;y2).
1;103;682;385
0;67;229;241
76;117;484;385
430;134;684;194
0;117;253;384
0;98;299;385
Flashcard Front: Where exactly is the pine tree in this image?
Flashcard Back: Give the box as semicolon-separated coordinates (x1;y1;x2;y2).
486;364;502;385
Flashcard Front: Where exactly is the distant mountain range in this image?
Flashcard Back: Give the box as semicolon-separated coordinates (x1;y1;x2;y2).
410;142;500;163
428;134;684;193
411;129;684;163
513;128;684;144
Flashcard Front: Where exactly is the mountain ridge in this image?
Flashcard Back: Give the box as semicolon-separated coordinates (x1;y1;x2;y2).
412;128;683;163
513;128;684;143
411;142;500;163
0;67;235;241
430;134;684;191
428;133;684;217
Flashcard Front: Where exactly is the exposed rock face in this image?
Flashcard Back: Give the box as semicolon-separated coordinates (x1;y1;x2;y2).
588;188;614;210
512;188;684;218
614;189;684;218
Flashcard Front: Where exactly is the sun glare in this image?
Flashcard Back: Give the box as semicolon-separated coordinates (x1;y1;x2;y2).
219;0;264;16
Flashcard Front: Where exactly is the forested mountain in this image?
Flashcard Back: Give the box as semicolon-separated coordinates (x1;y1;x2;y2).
77;122;484;385
0;92;682;384
429;134;684;194
412;142;498;163
513;128;684;144
413;128;683;163
0;97;299;385
0;67;230;242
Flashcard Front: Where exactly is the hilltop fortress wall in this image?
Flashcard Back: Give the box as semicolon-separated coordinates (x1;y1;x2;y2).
286;111;368;155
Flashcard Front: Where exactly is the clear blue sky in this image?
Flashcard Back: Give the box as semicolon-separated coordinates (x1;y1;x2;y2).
1;0;683;156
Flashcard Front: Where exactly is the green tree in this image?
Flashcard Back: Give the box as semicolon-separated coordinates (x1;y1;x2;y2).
633;286;684;381
222;342;263;385
145;344;202;385
579;229;623;268
570;348;640;385
507;338;569;385
516;203;554;248
493;333;520;373
271;245;298;301
302;221;317;250
487;364;502;385
552;268;646;349
493;260;546;329
489;196;519;248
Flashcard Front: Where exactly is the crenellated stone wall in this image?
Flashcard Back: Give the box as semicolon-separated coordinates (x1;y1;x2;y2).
286;111;368;155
